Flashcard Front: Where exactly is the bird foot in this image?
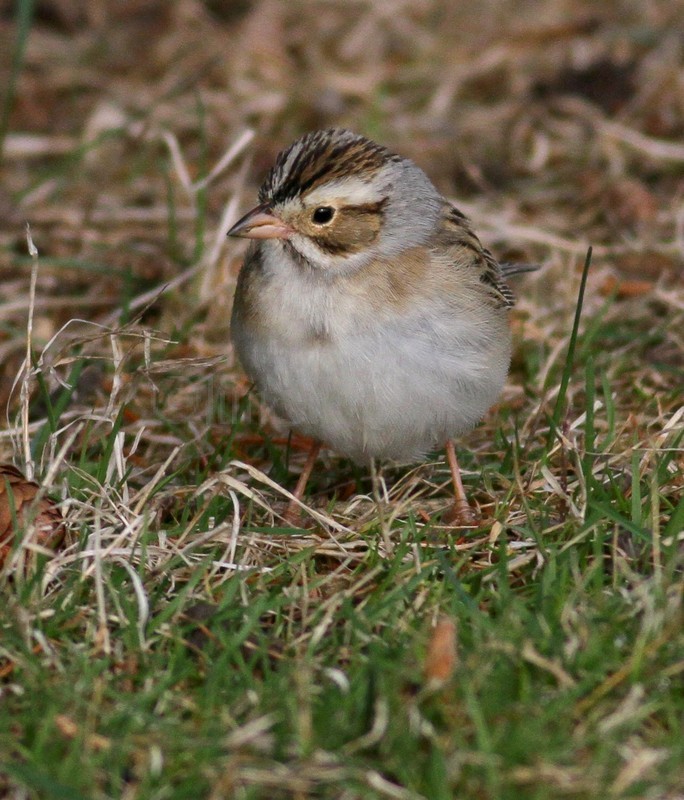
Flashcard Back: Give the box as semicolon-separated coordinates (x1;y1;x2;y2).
281;501;316;529
281;502;303;527
441;500;479;527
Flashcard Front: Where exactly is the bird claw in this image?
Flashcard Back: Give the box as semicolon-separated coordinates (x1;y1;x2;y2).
441;500;479;527
281;502;317;529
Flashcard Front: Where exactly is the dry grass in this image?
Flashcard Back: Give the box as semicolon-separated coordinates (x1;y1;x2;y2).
0;1;682;798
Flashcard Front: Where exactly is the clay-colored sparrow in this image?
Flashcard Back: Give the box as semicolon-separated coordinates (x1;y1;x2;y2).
229;129;534;524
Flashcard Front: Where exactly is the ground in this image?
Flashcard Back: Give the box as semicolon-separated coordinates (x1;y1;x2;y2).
0;1;682;798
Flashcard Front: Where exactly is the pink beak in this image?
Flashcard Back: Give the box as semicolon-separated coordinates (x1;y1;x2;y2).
227;203;293;240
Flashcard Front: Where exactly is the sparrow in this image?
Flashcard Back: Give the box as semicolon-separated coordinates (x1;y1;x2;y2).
228;128;535;525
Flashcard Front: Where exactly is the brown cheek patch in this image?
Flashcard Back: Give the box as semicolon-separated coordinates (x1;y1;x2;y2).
306;200;386;257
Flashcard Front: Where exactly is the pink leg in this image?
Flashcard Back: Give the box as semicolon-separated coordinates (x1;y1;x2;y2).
283;441;321;525
443;440;478;526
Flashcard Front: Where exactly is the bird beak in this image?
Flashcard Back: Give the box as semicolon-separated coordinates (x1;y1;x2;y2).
227;203;293;240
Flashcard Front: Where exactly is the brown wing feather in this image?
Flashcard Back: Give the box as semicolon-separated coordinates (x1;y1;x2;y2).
440;204;517;309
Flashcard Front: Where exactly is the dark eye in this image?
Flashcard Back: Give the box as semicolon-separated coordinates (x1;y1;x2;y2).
311;206;335;225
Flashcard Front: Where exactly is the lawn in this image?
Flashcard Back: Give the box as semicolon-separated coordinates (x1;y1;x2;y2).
0;1;682;798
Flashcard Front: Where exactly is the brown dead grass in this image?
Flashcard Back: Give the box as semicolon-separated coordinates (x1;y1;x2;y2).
0;0;682;559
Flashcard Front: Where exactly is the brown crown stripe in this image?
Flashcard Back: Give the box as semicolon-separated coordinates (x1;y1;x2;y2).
260;129;400;204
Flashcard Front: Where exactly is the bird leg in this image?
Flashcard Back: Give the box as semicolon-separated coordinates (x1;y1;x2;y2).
282;440;321;525
442;440;479;526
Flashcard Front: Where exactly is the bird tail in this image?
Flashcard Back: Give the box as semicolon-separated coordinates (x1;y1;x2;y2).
500;262;540;277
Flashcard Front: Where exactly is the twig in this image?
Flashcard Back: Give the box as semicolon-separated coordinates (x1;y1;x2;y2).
600;120;684;162
22;223;39;480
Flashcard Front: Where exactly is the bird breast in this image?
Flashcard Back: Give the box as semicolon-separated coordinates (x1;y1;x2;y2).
231;244;512;463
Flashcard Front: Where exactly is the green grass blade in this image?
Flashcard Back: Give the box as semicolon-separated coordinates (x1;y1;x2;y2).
548;247;593;450
0;0;35;159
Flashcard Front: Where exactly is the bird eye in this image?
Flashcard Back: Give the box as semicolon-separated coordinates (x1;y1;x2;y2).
311;206;335;225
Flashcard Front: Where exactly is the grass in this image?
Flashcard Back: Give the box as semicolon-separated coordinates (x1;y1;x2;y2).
1;1;683;798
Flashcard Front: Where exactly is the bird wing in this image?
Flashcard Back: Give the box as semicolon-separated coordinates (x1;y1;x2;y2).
440;203;522;309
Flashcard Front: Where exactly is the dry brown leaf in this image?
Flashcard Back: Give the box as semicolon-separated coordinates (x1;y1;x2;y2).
605;178;659;227
55;714;111;751
613;252;679;281
599;275;655;299
424;616;458;685
0;464;65;566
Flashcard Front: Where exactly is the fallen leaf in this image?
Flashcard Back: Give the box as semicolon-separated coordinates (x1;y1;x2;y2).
599;275;655;299
424;616;458;686
605;178;659;227
0;464;65;566
55;714;111;751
